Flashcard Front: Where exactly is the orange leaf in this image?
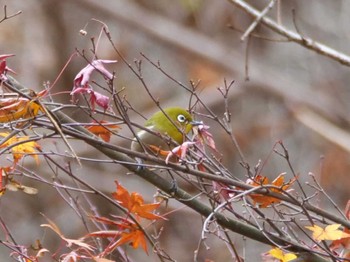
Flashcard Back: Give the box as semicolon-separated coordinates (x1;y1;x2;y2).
247;173;295;208
150;142;197;164
87;216;149;255
306;224;350;242
0;95;42;123
130;194;163;220
86;120;120;142
87;216;136;239
0;133;41;164
89;215;136;232
112;181;165;220
112;182;133;209
330;228;350;251
0;171;4;196
115;229;148;254
148;145;170;156
0;166;14;196
331;201;350;250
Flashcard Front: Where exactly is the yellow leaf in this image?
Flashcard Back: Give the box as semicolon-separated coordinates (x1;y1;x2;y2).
0;96;42;123
0;133;41;164
306;224;350;241
268;247;297;262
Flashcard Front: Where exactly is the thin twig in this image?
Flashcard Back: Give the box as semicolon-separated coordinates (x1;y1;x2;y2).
227;0;350;66
0;5;22;23
241;0;277;41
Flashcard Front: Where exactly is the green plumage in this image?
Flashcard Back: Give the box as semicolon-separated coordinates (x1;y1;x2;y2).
131;107;194;153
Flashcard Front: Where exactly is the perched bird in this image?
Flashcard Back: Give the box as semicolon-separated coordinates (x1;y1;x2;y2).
131;107;199;155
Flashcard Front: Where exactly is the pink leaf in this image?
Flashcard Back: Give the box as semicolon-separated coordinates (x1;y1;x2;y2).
90;91;109;111
73;59;117;89
71;59;115;111
73;74;88;89
0;54;16;79
0;54;15;60
196;124;217;152
165;141;196;164
91;59;117;80
0;61;6;75
212;181;235;209
70;87;92;96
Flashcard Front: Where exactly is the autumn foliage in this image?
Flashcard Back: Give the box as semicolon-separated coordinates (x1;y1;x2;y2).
2;4;350;262
40;183;163;260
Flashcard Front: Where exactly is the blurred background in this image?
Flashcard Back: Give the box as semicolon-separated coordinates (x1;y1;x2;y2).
1;0;350;261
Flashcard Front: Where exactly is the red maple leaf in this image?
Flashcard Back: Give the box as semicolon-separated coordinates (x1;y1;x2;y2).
112;181;166;220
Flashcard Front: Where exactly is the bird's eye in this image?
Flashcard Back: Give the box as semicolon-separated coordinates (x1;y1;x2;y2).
177;114;186;123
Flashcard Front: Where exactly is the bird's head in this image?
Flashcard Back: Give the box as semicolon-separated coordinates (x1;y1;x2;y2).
147;107;200;144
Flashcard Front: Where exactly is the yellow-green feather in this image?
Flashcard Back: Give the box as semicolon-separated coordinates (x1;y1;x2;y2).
131;107;194;153
145;107;193;144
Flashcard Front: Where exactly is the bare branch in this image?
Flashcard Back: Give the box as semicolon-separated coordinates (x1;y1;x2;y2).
240;0;277;41
227;0;350;66
0;5;22;24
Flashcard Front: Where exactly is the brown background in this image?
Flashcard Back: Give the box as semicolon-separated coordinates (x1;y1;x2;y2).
1;0;350;261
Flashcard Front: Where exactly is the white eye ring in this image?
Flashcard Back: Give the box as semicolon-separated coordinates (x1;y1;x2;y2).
177;114;186;123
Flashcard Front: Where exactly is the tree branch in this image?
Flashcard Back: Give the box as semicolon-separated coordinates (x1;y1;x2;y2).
227;0;350;66
0;76;336;261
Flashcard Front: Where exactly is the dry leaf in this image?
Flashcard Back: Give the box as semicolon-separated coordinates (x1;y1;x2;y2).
0;133;41;164
247;173;295;208
306;224;350;242
6;179;38;195
330;201;350;254
88;215;148;254
86;120;120;142
41;214;93;251
0;93;43;123
116;229;148;254
268;247;297;262
112;181;165;220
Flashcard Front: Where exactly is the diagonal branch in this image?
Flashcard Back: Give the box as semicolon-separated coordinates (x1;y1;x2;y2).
227;0;350;66
5;76;350;232
240;0;277;41
0;76;338;261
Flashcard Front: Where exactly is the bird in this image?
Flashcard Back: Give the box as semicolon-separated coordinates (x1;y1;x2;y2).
131;107;200;156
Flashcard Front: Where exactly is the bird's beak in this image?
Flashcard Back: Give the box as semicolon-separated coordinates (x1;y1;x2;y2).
190;120;203;126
